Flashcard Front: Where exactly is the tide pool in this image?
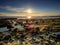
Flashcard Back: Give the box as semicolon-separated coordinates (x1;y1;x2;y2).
0;27;8;32
0;25;24;32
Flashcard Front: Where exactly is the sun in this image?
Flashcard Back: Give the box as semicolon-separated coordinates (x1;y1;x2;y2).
26;9;32;13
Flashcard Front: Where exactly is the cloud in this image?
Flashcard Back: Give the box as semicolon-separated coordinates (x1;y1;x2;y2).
0;6;60;16
0;12;60;17
0;6;27;13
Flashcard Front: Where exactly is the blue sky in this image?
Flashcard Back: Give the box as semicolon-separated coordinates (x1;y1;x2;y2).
0;0;60;16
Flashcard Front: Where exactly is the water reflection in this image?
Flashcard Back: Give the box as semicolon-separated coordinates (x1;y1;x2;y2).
0;27;8;32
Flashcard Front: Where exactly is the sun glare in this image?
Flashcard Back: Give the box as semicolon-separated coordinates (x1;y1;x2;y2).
26;9;32;13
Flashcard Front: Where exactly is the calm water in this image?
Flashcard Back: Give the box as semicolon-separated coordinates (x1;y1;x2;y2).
0;25;24;32
0;27;8;32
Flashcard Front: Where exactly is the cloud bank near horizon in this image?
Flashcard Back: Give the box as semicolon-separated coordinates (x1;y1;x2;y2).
0;6;60;16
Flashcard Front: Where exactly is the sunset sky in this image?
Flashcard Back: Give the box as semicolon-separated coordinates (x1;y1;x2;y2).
0;0;60;16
